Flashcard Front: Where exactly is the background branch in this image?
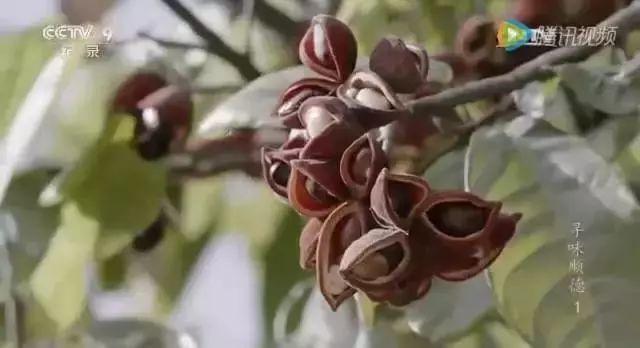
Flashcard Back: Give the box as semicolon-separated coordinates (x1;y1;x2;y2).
407;1;640;115
138;32;208;51
159;0;261;80
254;0;300;39
169;128;287;178
326;0;343;16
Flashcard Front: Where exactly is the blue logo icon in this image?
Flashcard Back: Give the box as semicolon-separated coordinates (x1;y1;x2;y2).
497;19;533;52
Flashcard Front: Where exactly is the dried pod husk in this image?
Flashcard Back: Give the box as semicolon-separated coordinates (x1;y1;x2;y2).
111;72;167;115
339;228;411;294
275;78;338;128
379;218;436;306
133;85;193;160
339;132;386;199
316;201;371;310
430;52;473;83
370;168;431;231
342;219;435;306
297;96;364;159
337;71;408;130
369;36;428;94
405;43;430;78
300;218;323;270
454;15;499;70
421;191;521;281
288;158;347;218
298;14;358;82
261;134;307;200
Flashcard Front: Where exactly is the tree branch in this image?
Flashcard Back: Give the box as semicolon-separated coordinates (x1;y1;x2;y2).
139;32;208;51
159;0;261;80
327;0;343;15
169;128;287;178
406;1;640;115
253;0;300;39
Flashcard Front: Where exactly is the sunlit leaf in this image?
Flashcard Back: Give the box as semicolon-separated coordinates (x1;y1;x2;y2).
586;116;640;162
466;117;640;347
405;275;494;342
1;172;60;285
86;319;197;347
0;25;57;136
440;311;530;348
97;252;128;291
423;147;466;190
197;65;313;135
352;318;433;348
180;176;225;241
262;209;307;341
139;225;211;312
558;64;640;115
284;285;359;348
29;201;100;332
0;213;16;303
62;116;167;259
0;53;67;204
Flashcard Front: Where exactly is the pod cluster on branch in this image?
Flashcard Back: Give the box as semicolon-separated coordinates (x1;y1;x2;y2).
262;15;522;310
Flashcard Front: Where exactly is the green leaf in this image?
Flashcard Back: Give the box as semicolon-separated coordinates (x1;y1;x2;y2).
404;276;494;342
281;285;359;348
423;147;466;191
586;116;640;162
352;318;433;348
139;225;211;312
262;209;308;339
29;201;99;332
86;319;195;347
0;25;57;136
558;64;640;115
353;293;380;328
466;117;640;347
613;119;640;200
217;176;291;251
197;58;367;135
440;311;530;348
63;115;167;259
97;252;128;291
197;65;313;135
45;57;134;167
0;213;15;303
180;177;225;241
0;172;60;292
211;174;309;343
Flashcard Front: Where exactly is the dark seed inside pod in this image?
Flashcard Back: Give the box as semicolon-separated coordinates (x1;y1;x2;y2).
133;109;174;161
426;201;490;237
132;214;166;252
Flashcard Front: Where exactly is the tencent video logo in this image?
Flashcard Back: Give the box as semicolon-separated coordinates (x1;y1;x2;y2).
497;19;618;51
496;19;532;52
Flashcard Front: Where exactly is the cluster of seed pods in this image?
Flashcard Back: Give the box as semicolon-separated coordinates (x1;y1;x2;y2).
262;15;522;310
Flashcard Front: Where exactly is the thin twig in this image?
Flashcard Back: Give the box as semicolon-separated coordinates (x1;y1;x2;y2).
254;0;300;39
169;127;287;178
406;1;640;115
188;84;243;94
159;0;261;80
412;97;518;174
241;0;257;53
138;32;208;51
327;0;343;15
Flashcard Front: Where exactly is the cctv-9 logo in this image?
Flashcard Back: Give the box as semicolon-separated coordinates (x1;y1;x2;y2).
42;24;113;42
